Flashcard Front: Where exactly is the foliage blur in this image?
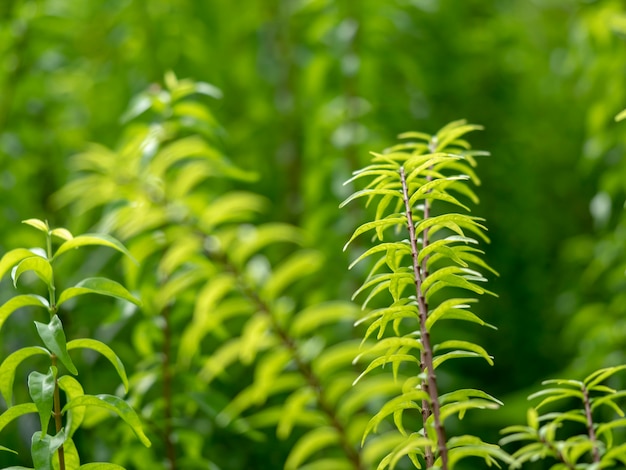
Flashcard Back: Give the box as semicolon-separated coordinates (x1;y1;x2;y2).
1;0;626;468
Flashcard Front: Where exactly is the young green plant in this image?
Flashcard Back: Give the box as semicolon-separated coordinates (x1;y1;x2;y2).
342;120;514;469
501;365;626;468
0;219;149;470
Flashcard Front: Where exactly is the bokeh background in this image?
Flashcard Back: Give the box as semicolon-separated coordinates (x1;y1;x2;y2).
1;0;626;468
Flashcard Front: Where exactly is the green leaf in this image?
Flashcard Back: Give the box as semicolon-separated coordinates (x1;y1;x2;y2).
67;338;129;392
53;234;134;262
57;277;141;307
31;430;65;470
343;217;407;251
339;188;403;209
364;391;429;445
0;403;38;433
0;294;49;332
277;388;316;439
199;191;267;230
297;459;352;470
0;346;49;405
261;250;323;300
447;435;515;468
380;433;433;470
290;302;359;337
0;445;18;454
426;298;489;331
50;228;73;241
79;465;126;470
35;315;78;375
349;242;412;270
0;249;43;280
53;437;79;470
63;394;151;447
433;340;494;368
57;376;85;439
22;219;49;233
28;367;57;434
616;108;626;122
585;365;626;389
438;399;500;422
12;257;54;290
284;427;339;470
528;407;539;430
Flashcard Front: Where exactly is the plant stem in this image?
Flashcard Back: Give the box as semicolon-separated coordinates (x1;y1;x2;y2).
539;433;575;469
216;251;364;470
582;385;600;463
400;166;448;469
51;355;65;470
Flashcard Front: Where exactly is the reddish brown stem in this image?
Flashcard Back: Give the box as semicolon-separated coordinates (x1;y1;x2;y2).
215;251;363;470
582;385;600;463
400;166;448;469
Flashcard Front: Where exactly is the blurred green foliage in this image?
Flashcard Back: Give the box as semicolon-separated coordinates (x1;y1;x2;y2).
1;0;626;469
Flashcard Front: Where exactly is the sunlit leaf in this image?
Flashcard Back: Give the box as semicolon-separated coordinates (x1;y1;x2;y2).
50;228;73;241
35;315;78;375
53;234;134;262
12;256;54;289
0;403;38;434
0;294;49;332
0;249;43;280
63;395;151;447
284;427;339;470
58;376;85;439
22;219;49;233
67;338;129;392
57;277;140;307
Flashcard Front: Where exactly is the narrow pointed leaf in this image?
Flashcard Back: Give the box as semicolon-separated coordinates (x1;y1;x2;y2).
0;249;44;280
63;395;151;447
35;315;78;375
67;339;129;392
58;376;85;439
57;277;140;307
284;427;339;470
344;217;406;251
0;403;38;433
0;294;49;332
12;257;54;289
53;234;134;262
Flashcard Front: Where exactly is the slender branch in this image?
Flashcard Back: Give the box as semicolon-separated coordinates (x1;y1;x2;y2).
400;166;448;469
582;385;600;463
213;251;364;470
539;433;575;469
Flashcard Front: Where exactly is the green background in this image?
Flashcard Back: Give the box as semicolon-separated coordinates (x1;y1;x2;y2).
1;0;626;468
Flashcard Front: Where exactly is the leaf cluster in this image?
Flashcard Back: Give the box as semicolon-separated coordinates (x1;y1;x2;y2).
342;121;512;469
0;219;148;469
501;366;626;469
